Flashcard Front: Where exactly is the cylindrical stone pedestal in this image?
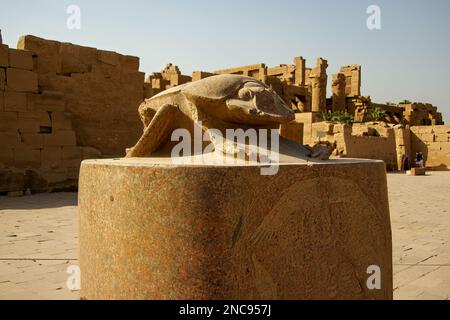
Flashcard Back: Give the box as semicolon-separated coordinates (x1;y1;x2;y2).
79;158;392;300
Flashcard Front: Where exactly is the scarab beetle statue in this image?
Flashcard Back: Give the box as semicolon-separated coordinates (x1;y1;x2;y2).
126;74;333;160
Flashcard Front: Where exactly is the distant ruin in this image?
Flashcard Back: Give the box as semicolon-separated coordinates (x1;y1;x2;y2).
144;60;443;126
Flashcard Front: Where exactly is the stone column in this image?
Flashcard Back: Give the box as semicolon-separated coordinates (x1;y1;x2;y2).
294;56;305;86
332;73;346;112
310;73;322;113
316;58;328;111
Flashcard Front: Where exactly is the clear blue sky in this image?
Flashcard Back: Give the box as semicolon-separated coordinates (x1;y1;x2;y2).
1;0;449;122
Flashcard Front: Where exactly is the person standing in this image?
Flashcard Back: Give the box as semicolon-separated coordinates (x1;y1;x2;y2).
402;154;410;171
416;152;424;168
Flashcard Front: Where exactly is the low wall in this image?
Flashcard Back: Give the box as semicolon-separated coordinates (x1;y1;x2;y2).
309;122;408;171
410;125;450;169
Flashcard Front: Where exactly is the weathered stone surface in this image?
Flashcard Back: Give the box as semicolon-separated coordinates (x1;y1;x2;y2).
60;43;97;74
0;68;5;91
0;111;18;131
20;133;44;148
35;90;65;112
0;169;25;193
13;147;40;168
409;167;426;176
6;68;38;93
0;148;14;167
43;131;76;147
0;132;20;147
17;117;40;133
51;111;72;130
4;91;27;112
41;147;62;169
79;157;393;300
8;48;34;70
17;35;61;74
0;45;8;67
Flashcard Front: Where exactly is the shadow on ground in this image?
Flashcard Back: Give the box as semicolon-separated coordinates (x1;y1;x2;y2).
0;192;78;210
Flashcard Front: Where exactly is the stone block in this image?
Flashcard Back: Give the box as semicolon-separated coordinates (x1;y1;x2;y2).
82;146;102;160
17;118;40;133
0;148;14;167
37;73;72;92
0;68;5;91
409;167;426;176
440;142;450;154
35;91;65;112
98;50;120;66
280;121;304;144
79;158;393;300
26;93;36;111
21;133;44;148
13;147;41;168
431;125;450;134
62;146;83;174
18;111;51;127
0;111;18;121
43;130;76;146
0;132;20;147
8;49;34;70
434;133;449;143
38;170;68;184
0;169;25;193
0;112;18;132
41;147;62;169
51;111;72;130
428;142;442;152
6;68;38;93
4;91;27;112
66;165;81;180
419;133;435;142
60;43;97;74
62;146;83;160
0;45;8;67
17;35;61;74
120;55;139;71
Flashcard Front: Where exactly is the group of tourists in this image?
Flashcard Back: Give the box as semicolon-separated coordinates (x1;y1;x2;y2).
401;152;425;171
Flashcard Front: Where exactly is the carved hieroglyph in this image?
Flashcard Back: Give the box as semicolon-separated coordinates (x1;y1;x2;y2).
126;74;334;160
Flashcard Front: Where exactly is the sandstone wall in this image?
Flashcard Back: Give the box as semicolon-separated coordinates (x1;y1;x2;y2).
410;125;450;168
1;36;145;194
17;35;145;156
305;122;450;171
310;122;404;170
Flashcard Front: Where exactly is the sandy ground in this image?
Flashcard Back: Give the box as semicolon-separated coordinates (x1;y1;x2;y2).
0;171;449;300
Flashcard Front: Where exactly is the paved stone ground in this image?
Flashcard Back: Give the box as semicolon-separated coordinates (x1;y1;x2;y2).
0;171;449;300
390;171;450;300
0;193;78;299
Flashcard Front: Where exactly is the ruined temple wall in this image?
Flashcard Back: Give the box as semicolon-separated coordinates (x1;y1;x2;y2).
0;42;97;192
410;125;450;168
17;35;145;157
1;36;146;193
308;122;402;170
302;121;450;170
345;131;398;169
339;65;361;97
